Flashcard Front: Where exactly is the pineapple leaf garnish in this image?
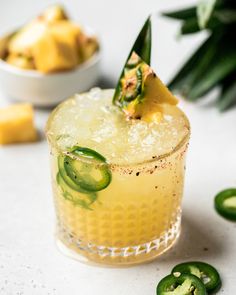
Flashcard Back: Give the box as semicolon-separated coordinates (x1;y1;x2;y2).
113;16;152;106
129;16;152;65
113;16;179;122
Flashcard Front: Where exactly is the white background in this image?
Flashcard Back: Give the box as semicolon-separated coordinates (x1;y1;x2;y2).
0;0;236;294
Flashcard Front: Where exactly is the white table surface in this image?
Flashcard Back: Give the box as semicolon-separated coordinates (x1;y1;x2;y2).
1;1;236;294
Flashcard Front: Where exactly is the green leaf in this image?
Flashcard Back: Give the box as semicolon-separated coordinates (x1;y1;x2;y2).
181;15;222;34
162;0;226;22
168;36;212;91
113;16;151;105
214;9;236;23
218;77;236;111
188;36;236;100
181;18;200;34
168;32;222;94
197;0;217;29
162;7;196;20
163;0;236;110
130;17;152;65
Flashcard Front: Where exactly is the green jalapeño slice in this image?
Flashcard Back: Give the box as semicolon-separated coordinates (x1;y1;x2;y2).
156;273;207;295
58;155;86;193
56;172;97;210
172;261;221;293
59;146;112;192
121;62;143;102
215;188;236;221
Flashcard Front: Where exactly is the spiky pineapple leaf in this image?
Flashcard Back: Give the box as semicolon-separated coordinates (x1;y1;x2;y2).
169;32;222;94
214;9;236;23
129;17;152;65
181;18;200;34
188;35;236;100
197;0;218;29
218;75;236;111
181;14;223;34
163;0;236;110
113;16;151;105
162;7;196;20
168;36;213;91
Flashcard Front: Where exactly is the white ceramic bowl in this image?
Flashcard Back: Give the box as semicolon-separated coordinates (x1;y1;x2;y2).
0;28;101;107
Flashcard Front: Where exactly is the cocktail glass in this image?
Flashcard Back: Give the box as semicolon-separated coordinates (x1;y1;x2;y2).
46;89;190;266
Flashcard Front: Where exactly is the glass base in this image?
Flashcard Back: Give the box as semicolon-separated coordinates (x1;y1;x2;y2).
55;216;181;267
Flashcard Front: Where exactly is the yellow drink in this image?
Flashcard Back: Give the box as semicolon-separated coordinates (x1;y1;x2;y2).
46;88;190;265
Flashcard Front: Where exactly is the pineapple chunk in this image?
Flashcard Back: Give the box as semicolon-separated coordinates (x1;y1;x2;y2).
114;52;178;123
0;34;12;59
78;34;99;62
4;6;98;73
41;5;68;23
0;104;37;145
6;53;35;70
8;20;47;56
32;21;80;73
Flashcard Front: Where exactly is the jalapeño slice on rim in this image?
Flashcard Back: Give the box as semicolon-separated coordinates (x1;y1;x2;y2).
156;273;207;295
113;16;151;105
214;188;236;221
58;155;87;193
122;65;143;102
172;261;221;293
56;172;97;210
59;146;111;192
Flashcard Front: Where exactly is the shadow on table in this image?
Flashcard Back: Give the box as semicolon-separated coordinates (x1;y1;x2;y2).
153;212;224;263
